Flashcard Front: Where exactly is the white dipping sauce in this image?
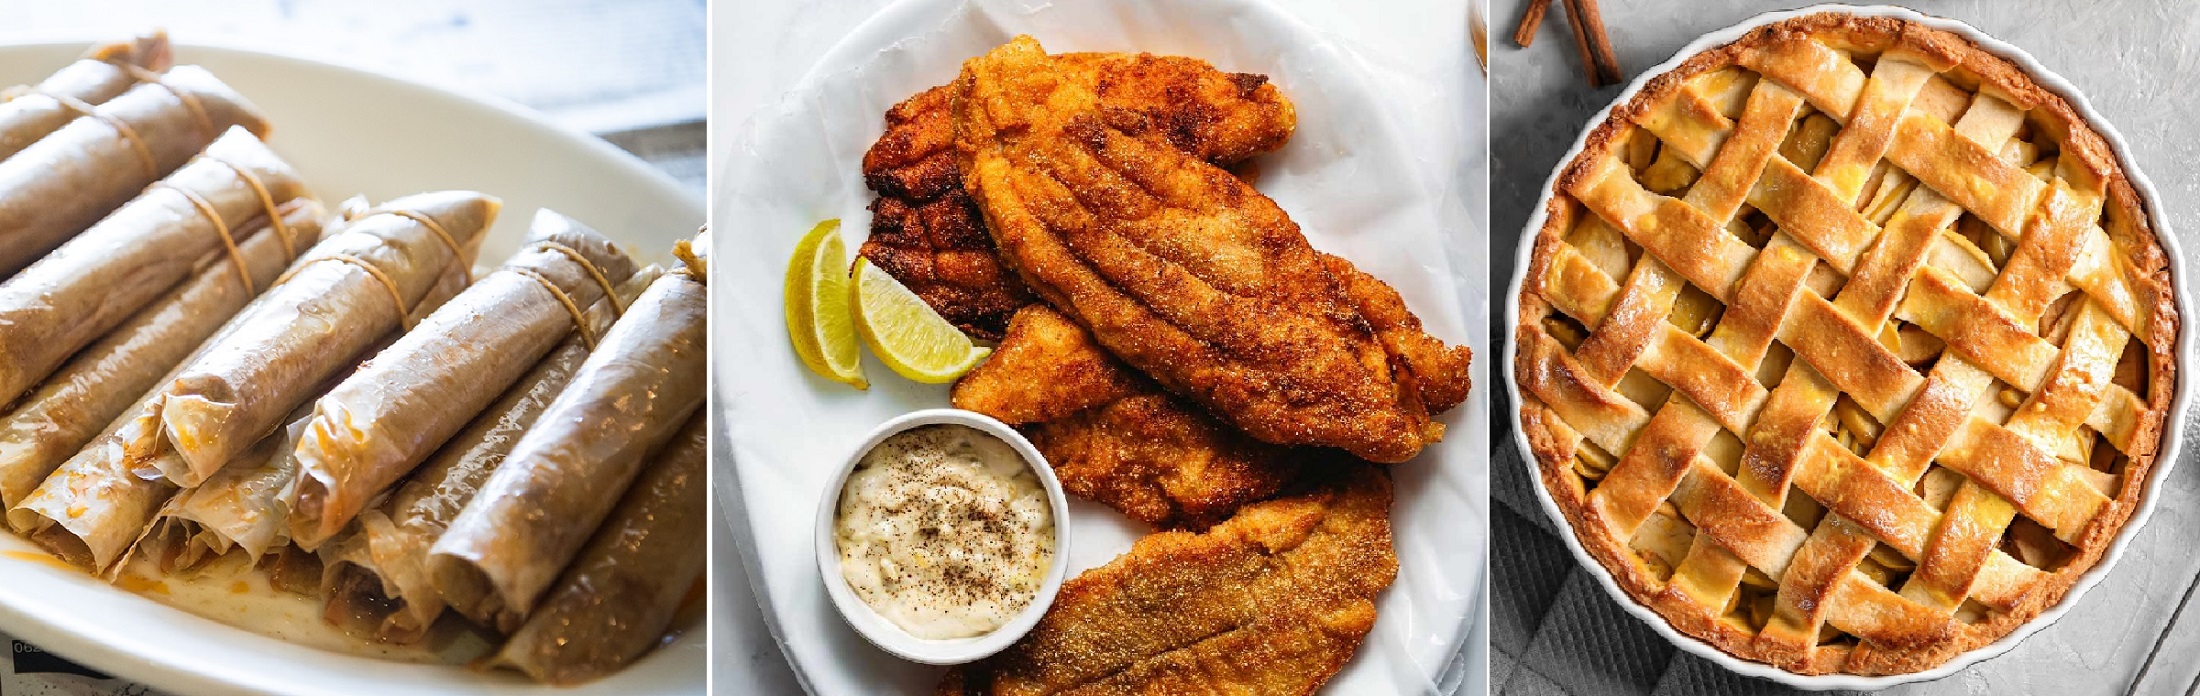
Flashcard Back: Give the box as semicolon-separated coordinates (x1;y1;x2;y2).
834;424;1052;640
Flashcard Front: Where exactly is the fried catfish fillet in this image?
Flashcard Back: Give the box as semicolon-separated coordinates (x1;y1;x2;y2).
951;255;1472;525
953;305;1313;530
861;51;1297;339
1322;254;1473;414
937;470;1396;696
952;36;1442;462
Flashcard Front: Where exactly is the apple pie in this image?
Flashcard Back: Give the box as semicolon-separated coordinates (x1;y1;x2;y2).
1513;12;2177;675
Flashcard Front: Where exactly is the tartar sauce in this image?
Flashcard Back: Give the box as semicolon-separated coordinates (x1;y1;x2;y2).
835;424;1053;639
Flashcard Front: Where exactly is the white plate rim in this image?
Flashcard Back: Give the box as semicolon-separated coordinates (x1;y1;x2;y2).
0;40;705;696
1499;4;2195;690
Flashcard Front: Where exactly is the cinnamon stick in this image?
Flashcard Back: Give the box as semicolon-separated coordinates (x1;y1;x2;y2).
1560;0;1601;86
1514;0;1552;48
1564;0;1624;86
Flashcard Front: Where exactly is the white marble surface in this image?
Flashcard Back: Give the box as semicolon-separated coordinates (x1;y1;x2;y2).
707;0;1486;693
1489;1;2200;694
0;0;706;193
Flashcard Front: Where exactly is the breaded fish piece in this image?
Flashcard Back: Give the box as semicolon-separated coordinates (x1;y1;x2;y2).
938;470;1396;696
953;305;1310;530
1323;254;1473;414
955;36;1443;463
861;51;1297;339
951;251;1470;526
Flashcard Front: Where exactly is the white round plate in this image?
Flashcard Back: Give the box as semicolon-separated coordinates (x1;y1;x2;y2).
1500;5;2193;691
0;41;704;696
712;0;1486;693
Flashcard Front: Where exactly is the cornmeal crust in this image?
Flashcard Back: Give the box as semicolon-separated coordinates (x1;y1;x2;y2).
1513;12;2178;676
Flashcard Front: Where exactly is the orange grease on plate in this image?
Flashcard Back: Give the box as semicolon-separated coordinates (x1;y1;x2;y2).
1;550;72;571
114;574;169;595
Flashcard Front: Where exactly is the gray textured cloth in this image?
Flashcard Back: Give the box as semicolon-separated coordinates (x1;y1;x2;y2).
1490;1;2200;694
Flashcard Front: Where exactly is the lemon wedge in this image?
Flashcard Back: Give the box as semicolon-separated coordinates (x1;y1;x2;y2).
852;257;991;383
785;220;867;389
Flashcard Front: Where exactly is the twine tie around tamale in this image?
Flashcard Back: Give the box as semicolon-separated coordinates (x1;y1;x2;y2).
153;154;299;294
151;182;252;294
10;90;159;178
278;253;415;330
509;267;598;350
120;63;213;139
271;210;472;332
0;58;171;175
510;241;625;350
203;155;297;257
380;209;472;285
531;241;625;317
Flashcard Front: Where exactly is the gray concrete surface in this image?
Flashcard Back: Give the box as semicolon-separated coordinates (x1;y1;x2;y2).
1490;1;2200;694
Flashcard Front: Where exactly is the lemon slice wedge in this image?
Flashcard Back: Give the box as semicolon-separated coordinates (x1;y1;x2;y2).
852;256;991;383
784;220;867;389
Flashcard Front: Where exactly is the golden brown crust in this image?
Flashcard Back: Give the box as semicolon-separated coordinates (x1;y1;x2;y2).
956;36;1436;463
954;304;1318;530
952;304;1147;424
1512;11;2178;676
1325;254;1474;414
859;52;1298;340
860;84;1037;340
939;469;1395;695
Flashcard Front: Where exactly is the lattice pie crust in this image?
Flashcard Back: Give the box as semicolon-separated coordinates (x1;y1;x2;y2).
1514;13;2178;675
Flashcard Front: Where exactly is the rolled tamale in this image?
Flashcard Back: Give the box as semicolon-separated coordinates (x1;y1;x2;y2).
0;65;270;276
127;191;498;487
8;252;473;574
287;209;638;550
0;32;171;160
0;127;310;407
429;235;706;631
0;199;322;509
321;268;659;643
490;411;706;684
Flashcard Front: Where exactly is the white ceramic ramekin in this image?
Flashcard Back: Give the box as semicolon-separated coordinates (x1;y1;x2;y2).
812;408;1072;665
1500;5;2194;690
